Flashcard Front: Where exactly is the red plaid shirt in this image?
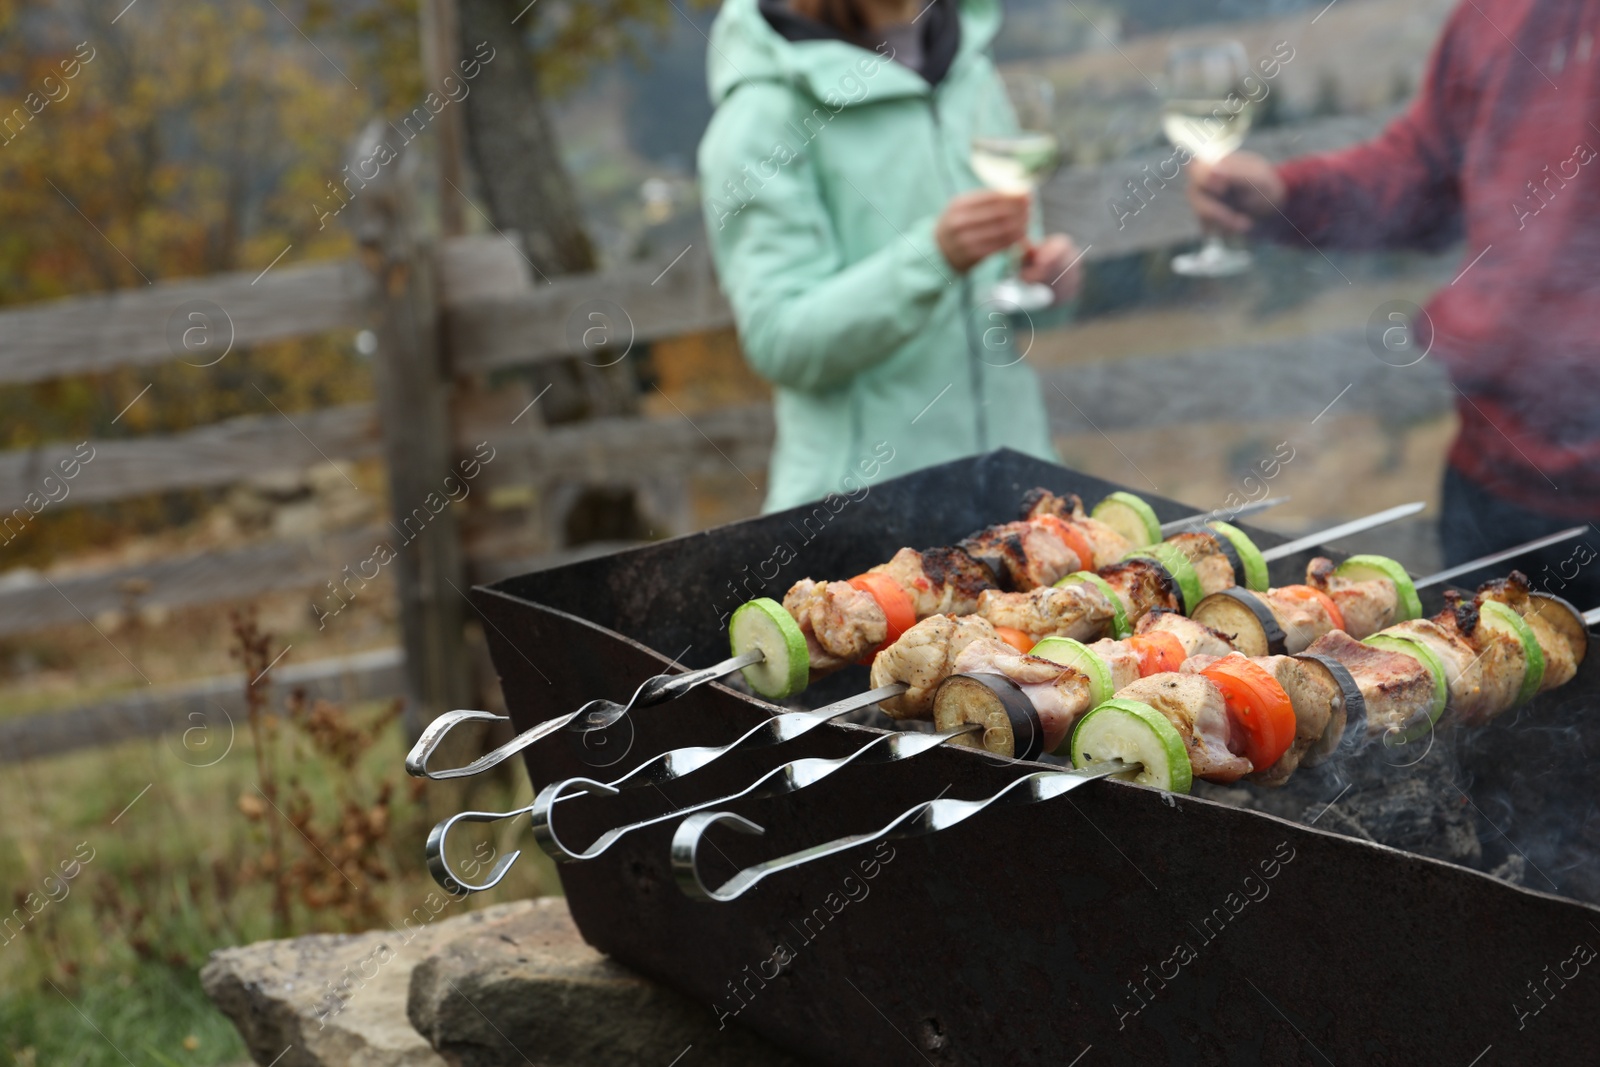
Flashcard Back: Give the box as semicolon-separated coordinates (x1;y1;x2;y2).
1273;0;1600;518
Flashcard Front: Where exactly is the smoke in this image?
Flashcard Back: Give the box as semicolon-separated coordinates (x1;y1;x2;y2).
1198;694;1600;905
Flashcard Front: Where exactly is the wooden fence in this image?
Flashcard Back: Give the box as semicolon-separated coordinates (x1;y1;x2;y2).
0;112;1398;763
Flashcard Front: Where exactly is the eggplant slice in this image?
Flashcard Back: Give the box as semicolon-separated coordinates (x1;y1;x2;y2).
1192;588;1287;658
932;673;1044;761
1293;652;1367;767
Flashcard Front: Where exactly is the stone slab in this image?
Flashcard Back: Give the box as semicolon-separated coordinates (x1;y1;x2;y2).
202;896;808;1067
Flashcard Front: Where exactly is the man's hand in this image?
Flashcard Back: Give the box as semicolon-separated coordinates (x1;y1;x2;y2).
1187;152;1287;235
936;190;1030;272
1018;234;1084;303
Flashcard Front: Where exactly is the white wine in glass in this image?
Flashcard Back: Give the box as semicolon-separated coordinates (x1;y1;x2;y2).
971;132;1060;195
1164;41;1254;277
971;73;1060;311
1161;99;1253;164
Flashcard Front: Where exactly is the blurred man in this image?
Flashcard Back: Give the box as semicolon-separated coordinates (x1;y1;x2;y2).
1188;2;1600;609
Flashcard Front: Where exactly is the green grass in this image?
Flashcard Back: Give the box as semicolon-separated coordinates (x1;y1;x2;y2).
0;694;555;1067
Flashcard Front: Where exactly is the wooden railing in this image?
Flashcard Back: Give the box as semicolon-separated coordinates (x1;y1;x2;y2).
0;112;1407;762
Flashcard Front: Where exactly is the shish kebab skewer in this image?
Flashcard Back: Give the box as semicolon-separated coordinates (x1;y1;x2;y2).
734;501;1423;709
511;558;1497;872
757;528;1583;781
768;497;1422;696
668;585;1593;902
422;534;1585;891
1189;525;1586;660
476;513;1418;875
886;526;1582;770
780;488;1290;678
535;529;1578;844
408;501;1422;784
403;490;1288;782
931;572;1589;790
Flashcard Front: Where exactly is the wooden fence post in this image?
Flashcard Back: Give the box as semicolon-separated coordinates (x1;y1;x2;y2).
347;122;473;739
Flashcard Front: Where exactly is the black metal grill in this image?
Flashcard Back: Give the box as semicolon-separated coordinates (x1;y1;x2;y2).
474;450;1600;1066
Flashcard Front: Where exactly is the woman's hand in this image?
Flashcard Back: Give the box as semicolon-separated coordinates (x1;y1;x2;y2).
1187;151;1286;234
936;190;1030;273
1018;234;1084;303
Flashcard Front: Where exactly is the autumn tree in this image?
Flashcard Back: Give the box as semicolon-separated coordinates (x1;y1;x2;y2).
454;0;714;276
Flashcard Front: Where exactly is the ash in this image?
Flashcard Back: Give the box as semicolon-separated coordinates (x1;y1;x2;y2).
1197;723;1589;901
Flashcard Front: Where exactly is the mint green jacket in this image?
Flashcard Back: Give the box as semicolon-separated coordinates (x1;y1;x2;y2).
699;0;1058;512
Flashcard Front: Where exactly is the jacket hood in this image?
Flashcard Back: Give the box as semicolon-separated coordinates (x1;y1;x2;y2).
706;0;1000;106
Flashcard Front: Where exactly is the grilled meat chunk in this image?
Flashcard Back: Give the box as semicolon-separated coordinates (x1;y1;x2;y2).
1180;652;1339;784
1114;673;1253;782
1476;573;1581;690
1136;609;1236;657
1101;558;1184;617
1086;637;1143;692
1432;596;1528;726
868;546;995;618
975;582;1117;643
1018;488;1083;522
1075;520;1134;569
781;579;885;673
1301;629;1436;741
870;614;999;719
1256;587;1337;653
975;557;1184;642
1167;531;1238;599
959;520;1081;591
1385;617;1502;725
946;639;1094;754
1250;656;1339;787
1018;489;1133;568
1305;557;1400;639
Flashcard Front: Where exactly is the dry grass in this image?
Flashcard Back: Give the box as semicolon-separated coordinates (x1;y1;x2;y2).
0;612;554;1067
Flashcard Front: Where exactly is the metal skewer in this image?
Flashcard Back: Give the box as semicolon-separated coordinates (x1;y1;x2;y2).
1413;527;1587;590
1158;495;1289;536
424;689;926;891
411;502;1428;783
529;719;976;866
672;761;1138;902
1258;501;1426;563
420;683;905;891
404;649;762;781
567;683;907;795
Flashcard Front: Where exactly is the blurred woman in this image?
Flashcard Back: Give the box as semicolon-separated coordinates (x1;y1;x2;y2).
699;0;1081;511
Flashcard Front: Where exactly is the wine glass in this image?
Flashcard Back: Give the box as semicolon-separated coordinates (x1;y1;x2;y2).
970;71;1061;312
1163;41;1254;277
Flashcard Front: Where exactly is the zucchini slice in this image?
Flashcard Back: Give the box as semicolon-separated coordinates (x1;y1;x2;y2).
1293;652;1367;766
1478;600;1545;705
1207;521;1270;592
1526;591;1589;671
1070;698;1193;793
1363;632;1448;741
1192;588;1286;657
1030;636;1115;708
1055;570;1131;639
729;598;810;700
1335;555;1422;622
933;673;1043;761
1092;491;1162;548
1124;542;1203;614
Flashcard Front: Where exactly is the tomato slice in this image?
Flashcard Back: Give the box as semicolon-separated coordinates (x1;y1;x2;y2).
1035;514;1099;572
1276;584;1345;634
1200;655;1296;770
1127;631;1187;676
992;626;1036;654
848;572;917;661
